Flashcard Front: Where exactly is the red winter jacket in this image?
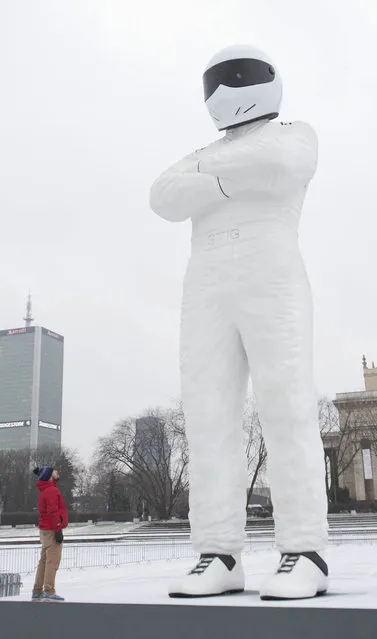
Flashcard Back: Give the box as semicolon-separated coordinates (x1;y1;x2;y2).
36;481;68;532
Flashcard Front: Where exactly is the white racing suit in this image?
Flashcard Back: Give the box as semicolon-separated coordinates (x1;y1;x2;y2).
150;120;328;555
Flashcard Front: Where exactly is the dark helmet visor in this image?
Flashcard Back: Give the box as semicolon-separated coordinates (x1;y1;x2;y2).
203;58;276;101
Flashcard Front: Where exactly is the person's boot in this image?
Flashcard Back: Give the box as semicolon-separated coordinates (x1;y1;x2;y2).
259;552;328;600
169;553;245;598
42;592;65;602
31;593;43;602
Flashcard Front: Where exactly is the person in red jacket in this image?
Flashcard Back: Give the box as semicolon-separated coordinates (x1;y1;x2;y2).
31;466;68;602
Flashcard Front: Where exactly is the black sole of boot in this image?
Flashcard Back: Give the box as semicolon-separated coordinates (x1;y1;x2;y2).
260;590;327;601
169;588;245;599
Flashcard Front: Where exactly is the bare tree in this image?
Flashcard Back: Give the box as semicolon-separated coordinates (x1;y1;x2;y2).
0;451;13;522
73;466;94;512
96;404;189;520
319;397;358;498
0;448;33;512
73;459;110;513
243;395;267;508
319;396;377;503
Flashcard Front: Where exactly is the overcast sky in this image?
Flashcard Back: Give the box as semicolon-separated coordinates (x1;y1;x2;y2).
1;0;376;461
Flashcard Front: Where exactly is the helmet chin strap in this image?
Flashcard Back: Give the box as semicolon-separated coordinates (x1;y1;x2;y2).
221;111;279;132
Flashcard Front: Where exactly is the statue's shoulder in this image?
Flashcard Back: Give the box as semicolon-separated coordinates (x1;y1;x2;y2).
269;120;317;145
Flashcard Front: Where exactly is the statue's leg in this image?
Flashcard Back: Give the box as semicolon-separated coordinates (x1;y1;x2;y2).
240;276;328;553
180;267;249;556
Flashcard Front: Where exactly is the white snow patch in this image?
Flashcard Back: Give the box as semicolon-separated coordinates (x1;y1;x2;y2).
5;544;377;609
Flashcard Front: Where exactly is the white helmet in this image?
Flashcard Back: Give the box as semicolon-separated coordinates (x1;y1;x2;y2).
203;44;282;131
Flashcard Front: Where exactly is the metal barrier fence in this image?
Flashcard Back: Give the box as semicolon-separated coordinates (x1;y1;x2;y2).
0;573;22;597
1;533;376;575
0;539;252;574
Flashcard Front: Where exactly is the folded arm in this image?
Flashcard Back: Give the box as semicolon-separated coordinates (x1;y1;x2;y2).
200;122;318;187
149;152;227;222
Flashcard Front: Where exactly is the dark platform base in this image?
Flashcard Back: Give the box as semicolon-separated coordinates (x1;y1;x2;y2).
1;601;377;639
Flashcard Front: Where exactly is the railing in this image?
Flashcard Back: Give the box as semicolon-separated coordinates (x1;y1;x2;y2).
0;540;199;574
1;531;377;575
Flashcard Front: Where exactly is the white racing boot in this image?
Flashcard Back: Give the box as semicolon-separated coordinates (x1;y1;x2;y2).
168;553;245;598
260;551;328;600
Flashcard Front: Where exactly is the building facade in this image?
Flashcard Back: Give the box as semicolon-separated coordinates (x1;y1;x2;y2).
0;325;64;451
324;358;377;502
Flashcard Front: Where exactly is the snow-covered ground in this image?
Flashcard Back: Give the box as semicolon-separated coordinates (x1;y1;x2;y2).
5;544;377;609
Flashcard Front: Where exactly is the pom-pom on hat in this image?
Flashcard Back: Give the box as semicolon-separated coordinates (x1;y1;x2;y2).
33;466;54;481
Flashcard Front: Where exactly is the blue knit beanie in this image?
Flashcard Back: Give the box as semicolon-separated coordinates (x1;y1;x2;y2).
33;466;54;481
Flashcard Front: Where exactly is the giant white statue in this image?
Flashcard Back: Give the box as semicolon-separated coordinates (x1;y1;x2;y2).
150;44;328;600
